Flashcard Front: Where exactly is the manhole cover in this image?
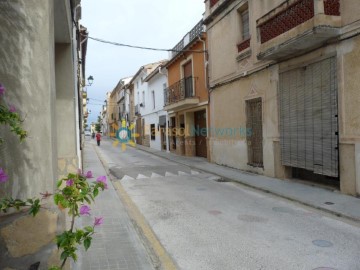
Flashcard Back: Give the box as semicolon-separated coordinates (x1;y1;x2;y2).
324;202;335;205
312;240;333;247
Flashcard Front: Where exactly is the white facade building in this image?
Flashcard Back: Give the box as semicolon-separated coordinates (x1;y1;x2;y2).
143;63;169;151
131;61;165;147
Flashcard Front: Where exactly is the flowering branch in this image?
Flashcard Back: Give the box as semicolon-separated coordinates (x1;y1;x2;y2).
51;171;107;269
0;83;107;269
0;84;27;144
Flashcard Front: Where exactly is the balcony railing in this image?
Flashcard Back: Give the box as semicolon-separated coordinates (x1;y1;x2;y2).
258;0;340;44
170;20;204;58
164;77;196;106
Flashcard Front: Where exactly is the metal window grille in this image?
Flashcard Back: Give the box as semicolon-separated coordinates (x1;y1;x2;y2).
246;98;263;167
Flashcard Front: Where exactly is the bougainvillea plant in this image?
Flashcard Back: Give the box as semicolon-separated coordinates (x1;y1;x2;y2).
0;83;107;269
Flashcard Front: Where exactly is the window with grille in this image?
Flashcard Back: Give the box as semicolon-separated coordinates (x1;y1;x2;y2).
151;124;155;140
246;98;263;167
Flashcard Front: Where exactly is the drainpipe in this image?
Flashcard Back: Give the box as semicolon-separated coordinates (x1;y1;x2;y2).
198;36;209;95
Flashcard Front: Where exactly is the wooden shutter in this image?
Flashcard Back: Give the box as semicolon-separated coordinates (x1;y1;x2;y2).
279;57;338;177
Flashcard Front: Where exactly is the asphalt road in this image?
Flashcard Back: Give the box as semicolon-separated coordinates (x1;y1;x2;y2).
95;138;360;270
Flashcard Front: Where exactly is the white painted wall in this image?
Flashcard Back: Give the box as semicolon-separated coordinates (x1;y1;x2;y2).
142;70;169;151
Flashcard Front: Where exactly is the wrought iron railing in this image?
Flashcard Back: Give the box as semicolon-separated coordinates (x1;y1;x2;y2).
164;77;197;106
170;20;204;57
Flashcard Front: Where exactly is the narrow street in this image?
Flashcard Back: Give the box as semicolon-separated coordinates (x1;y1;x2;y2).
92;138;360;270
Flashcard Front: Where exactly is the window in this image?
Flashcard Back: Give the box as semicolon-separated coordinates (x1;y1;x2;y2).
142;91;145;106
246;98;263;167
152;91;155;109
151;124;155;140
241;9;250;40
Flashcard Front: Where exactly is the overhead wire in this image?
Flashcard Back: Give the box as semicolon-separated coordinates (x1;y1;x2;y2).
86;36;207;54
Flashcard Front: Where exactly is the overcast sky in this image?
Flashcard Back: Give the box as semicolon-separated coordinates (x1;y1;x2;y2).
81;0;205;124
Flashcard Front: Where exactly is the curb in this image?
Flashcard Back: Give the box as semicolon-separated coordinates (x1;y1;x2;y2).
92;144;178;270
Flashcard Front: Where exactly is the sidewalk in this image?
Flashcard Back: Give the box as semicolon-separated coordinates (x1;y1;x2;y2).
72;141;154;270
133;144;360;222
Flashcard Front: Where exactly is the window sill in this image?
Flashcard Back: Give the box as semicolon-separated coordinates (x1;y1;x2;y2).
236;48;251;62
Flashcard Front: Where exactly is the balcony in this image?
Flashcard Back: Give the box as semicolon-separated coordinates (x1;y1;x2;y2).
170;20;204;59
164;77;199;111
257;0;341;61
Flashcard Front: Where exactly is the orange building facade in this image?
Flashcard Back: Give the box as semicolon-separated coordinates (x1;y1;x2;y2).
165;20;209;159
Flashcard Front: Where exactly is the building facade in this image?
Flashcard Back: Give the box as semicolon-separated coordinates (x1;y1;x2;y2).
204;0;360;195
131;62;165;146
143;62;169;151
165;20;209;158
0;0;87;267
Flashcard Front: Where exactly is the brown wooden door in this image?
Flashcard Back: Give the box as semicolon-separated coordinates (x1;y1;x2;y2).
183;61;193;98
194;110;207;158
183;61;192;78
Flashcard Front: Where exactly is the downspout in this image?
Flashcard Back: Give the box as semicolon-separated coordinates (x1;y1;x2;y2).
198;35;209;98
198;34;210;158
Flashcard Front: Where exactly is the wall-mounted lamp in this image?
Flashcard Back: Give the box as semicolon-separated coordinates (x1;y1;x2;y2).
87;75;94;86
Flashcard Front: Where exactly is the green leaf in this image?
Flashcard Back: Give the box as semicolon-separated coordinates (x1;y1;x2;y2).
57;179;63;188
84;196;91;205
84;226;94;233
54;194;63;205
93;188;99;197
60;250;69;260
84;237;92;251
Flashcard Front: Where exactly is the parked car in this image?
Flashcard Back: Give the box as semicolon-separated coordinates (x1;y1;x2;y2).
84;131;91;137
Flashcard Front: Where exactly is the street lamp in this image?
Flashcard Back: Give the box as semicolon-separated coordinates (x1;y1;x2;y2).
87;75;94;86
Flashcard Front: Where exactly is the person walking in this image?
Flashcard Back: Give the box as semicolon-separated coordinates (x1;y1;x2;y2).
96;132;101;146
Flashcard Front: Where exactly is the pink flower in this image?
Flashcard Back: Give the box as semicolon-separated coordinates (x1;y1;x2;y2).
96;175;108;189
9;104;16;113
66;179;74;186
0;168;9;183
85;171;93;178
94;217;103;226
80;205;91;216
0;84;5;95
